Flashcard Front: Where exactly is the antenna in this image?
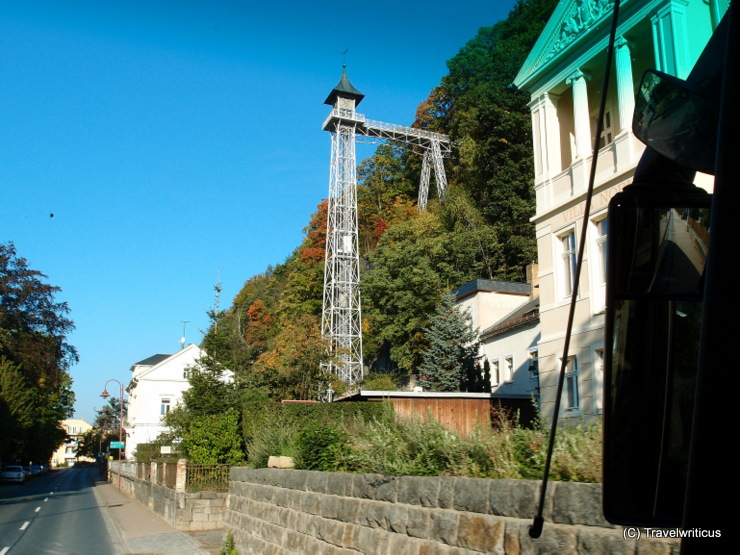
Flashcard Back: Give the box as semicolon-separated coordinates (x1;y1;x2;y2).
180;320;189;350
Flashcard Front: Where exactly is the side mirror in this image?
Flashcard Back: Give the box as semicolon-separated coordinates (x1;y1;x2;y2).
603;182;710;527
632;70;718;174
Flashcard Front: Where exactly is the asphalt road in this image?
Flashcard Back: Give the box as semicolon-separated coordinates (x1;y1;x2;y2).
0;467;119;554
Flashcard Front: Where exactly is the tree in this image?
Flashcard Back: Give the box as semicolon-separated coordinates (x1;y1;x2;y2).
418;293;480;392
1;242;76;463
94;396;127;435
162;354;240;459
413;0;558;281
181;409;245;465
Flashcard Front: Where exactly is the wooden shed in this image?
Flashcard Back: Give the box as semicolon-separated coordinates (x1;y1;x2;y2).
339;391;536;437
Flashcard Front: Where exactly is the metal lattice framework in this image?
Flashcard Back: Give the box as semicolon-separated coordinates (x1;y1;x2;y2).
321;70;450;388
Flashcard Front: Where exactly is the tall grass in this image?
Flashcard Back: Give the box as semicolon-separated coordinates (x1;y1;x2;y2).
245;405;602;483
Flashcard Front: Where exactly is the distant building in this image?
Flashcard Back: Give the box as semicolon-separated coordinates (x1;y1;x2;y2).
452;275;540;417
513;0;727;420
124;344;205;460
52;418;93;467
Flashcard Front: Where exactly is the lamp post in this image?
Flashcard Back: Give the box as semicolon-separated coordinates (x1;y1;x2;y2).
101;378;125;491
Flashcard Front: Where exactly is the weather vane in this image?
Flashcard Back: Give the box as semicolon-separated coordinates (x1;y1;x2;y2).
341;48;349;68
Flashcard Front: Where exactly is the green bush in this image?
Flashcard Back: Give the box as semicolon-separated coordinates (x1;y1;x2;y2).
242;400;394;468
183;409;246;465
295;425;351;471
245;410;300;468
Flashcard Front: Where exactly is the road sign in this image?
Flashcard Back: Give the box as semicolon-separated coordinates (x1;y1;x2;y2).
110;441;125;449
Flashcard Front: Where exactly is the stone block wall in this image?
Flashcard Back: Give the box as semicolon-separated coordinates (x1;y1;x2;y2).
226;469;679;554
108;462;226;531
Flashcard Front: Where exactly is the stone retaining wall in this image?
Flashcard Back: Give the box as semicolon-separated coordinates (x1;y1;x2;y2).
108;463;226;531
226;469;679;554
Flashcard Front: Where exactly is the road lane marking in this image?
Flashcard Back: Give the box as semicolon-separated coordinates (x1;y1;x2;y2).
34;507;40;512
44;497;49;502
2;546;10;554
20;521;30;530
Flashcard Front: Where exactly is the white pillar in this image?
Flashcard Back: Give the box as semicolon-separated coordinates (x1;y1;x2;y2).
530;92;564;179
614;36;635;134
651;0;690;78
567;69;591;159
542;93;562;175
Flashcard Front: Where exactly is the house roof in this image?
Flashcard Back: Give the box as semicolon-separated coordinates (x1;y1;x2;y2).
452;279;531;302
131;344;204;380
324;67;365;106
131;354;171;368
481;295;540;340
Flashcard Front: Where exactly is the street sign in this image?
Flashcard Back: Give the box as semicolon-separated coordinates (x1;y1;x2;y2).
110;441;125;449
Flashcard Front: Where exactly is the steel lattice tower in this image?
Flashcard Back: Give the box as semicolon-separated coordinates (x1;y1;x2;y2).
321;69;450;388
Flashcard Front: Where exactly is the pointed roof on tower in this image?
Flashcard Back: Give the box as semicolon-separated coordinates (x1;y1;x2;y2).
324;67;365;107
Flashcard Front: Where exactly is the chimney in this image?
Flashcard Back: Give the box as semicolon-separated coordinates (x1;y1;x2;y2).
526;263;539;299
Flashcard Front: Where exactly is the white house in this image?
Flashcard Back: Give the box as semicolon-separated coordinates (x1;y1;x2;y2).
513;0;727;421
124;343;205;460
479;295;540;401
452;276;540;410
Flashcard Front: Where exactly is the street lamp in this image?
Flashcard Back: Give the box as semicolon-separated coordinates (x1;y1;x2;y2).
101;378;125;490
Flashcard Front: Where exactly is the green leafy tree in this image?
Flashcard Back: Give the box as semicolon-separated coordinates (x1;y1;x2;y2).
1;243;77;463
163;354;240;459
182;409;245;465
418;293;480;392
414;0;558;280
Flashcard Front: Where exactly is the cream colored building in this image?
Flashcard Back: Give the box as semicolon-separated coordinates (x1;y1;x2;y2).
52;418;93;467
513;0;727;420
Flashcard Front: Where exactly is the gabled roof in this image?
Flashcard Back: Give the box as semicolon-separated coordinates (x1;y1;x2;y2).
514;0;616;90
481;295;540;340
130;344;204;381
324;67;365;106
132;354;171;368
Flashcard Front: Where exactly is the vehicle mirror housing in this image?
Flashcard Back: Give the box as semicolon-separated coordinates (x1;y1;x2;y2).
633;70;718;174
603;180;710;527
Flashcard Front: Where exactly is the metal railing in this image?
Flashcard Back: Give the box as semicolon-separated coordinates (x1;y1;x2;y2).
185;464;230;492
109;460;230;492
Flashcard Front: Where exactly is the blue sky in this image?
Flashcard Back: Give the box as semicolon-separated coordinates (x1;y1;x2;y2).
1;0;518;424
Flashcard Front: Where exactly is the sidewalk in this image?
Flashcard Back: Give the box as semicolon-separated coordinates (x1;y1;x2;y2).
87;468;224;554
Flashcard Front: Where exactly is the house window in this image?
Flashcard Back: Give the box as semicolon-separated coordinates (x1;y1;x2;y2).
563;357;580;411
160;398;171;416
491;359;501;387
183;368;190;379
528;350;539;380
592;216;608;311
595;110;614;149
559;229;578;298
504;356;514;383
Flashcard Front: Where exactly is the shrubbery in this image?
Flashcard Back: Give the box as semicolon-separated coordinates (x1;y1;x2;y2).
242;400;602;483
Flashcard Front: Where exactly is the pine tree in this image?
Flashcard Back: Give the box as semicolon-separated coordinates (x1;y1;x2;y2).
418;293;480;392
482;359;492;393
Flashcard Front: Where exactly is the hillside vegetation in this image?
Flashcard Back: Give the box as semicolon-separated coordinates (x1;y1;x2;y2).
201;0;558;400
